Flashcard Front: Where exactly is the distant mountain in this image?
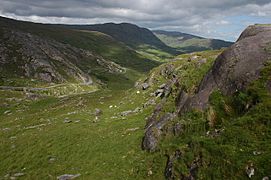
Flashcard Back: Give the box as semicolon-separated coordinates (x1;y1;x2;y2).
68;23;172;49
153;30;233;53
67;23;178;61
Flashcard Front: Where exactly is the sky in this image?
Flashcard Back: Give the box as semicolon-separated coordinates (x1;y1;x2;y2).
0;0;270;41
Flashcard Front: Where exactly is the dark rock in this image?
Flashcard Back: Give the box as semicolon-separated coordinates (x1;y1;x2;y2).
176;89;190;114
155;113;175;130
142;83;150;90
155;89;164;97
142;113;175;151
165;150;182;179
154;78;177;98
142;127;161;152
145;102;164;129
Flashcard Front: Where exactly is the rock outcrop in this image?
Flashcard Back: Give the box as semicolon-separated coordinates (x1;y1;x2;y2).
179;24;271;112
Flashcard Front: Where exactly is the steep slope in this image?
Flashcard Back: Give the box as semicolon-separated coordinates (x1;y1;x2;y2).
140;25;271;179
153;30;233;53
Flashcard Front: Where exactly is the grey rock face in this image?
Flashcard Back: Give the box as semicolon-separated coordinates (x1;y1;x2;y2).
142;112;176;152
179;25;271;112
142;78;179;151
142;83;150;90
0;29;92;83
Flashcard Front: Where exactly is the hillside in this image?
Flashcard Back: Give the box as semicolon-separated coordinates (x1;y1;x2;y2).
67;23;178;62
70;23;168;48
0;16;160;89
153;30;233;53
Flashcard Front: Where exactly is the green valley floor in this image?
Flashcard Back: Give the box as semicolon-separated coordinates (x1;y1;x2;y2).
0;88;167;179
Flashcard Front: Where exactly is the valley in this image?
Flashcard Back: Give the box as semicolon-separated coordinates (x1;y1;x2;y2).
0;16;270;180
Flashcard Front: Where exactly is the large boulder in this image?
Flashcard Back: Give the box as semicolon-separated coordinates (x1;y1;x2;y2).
179;25;271;112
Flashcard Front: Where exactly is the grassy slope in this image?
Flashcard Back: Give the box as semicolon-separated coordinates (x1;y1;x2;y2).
0;89;168;179
154;32;233;53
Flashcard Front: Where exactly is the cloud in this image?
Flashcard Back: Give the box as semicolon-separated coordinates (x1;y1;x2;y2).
0;0;270;41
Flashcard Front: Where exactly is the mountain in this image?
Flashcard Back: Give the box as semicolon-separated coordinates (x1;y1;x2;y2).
70;23;169;48
0;16;160;89
140;24;271;179
153;30;233;53
67;23;179;62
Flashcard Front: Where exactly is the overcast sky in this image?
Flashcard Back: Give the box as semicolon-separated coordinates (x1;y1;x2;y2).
0;0;270;41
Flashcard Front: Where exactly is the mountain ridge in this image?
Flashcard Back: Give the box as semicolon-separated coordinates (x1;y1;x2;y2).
153;29;233;53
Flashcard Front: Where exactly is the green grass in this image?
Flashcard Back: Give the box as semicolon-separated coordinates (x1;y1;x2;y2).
0;87;168;179
136;44;174;62
1;46;270;179
154;60;271;179
154;32;232;53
